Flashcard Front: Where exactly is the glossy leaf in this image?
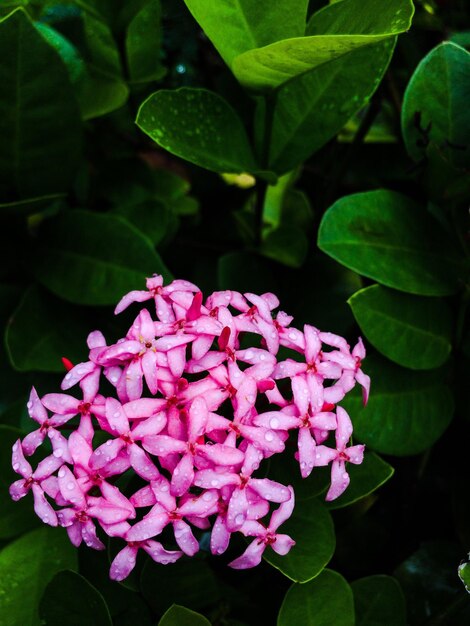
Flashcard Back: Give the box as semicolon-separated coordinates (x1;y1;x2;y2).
306;0;411;36
349;285;453;369
183;0;309;67
264;40;395;173
264;497;335;582
326;451;394;510
232;0;414;91
402;42;470;169
0;8;82;200
140;559;220;615
159;605;211;626
341;354;454;456
0;425;38;539
0;527;78;626
352;575;406;626
126;0;165;83
137;88;257;174
278;569;354;626
5;285;89;372
39;570;112;626
318;189;463;296
32;210;171;306
458;559;470;593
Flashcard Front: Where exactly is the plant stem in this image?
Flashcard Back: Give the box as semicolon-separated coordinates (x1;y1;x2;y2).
254;92;277;248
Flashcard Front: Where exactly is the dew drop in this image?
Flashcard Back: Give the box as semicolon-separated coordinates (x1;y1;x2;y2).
264;431;274;442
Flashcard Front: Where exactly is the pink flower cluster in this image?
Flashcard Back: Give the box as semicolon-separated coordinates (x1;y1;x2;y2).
10;275;369;581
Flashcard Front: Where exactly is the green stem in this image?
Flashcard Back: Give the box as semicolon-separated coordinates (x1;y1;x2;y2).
254;92;277;248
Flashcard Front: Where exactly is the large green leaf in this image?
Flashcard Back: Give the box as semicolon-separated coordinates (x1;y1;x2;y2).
318;189;463;296
32;210;171;306
183;0;309;67
306;0;411;37
126;0;165;83
352;575;406;626
136;88;257;174
39;570;112;626
0;8;82;200
402;42;470;169
264;497;335;582
326;451;394;510
341;354;454;456
0;425;39;540
232;0;414;91
5;285;90;372
0;527;78;626
278;569;354;626
264;40;395;173
348;285;453;370
36;19;128;120
159;605;211;626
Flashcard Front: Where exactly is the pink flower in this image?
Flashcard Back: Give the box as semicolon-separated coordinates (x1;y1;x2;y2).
229;486;296;569
315;406;365;500
10;273;368;581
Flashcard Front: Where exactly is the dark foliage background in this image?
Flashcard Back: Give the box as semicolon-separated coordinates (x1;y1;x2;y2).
0;0;469;624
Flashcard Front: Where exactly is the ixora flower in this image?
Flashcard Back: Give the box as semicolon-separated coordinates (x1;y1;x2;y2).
10;274;369;581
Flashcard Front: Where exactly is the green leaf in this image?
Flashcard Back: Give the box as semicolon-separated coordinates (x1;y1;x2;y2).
348;285;453;370
352;575;406;626
0;8;82;200
140;559;220;615
458;558;470;594
159;605;211;626
0;526;78;626
0;193;65;218
278;569;354;626
183;0;309;67
264;497;335;582
81;12;129;117
402;42;470;169
5;285;90;372
0;425;39;540
341;354;454;456
261;225;309;268
306;0;412;37
318;189;463;296
232;0;414;91
36;19;128;119
126;0;165;83
326;451;394;510
264;40;395;173
112;199;169;246
32;210;172;306
136;88;257;174
39;570;112;626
